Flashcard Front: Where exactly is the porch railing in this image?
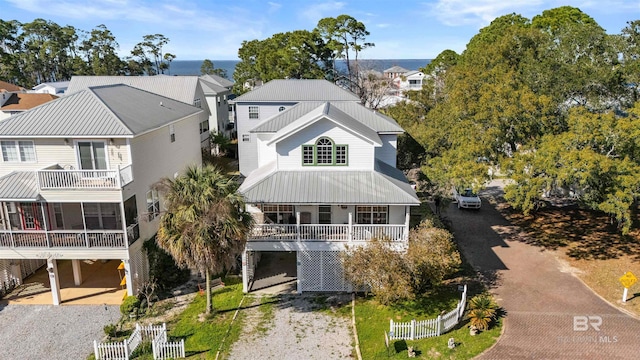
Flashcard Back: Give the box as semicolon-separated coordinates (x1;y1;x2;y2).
249;224;406;242
37;167;133;190
0;230;126;248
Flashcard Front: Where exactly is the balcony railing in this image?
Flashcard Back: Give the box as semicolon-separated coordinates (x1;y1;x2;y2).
249;224;407;242
38;170;119;189
0;230;126;249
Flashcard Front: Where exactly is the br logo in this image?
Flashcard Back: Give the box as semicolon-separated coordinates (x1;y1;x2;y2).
573;315;602;331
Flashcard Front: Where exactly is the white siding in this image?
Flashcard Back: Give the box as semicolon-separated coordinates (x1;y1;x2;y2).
275;118;375;170
0;138;131;176
237;102;297;176
388;205;405;224
375;134;398;167
256;134;277;167
124;113;202;242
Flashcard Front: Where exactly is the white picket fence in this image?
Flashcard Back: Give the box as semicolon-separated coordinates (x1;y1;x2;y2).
389;284;467;340
94;323;185;360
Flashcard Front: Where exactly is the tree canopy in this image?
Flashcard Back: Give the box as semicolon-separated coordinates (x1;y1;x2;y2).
155;165;254;313
0;19;174;87
387;6;640;232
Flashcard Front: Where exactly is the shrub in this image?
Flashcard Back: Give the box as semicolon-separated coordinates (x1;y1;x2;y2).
406;220;462;292
342;237;414;305
120;296;141;316
467;294;498;330
341;219;461;304
103;323;117;338
143;237;190;292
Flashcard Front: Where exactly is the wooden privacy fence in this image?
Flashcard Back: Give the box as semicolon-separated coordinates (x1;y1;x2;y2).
389;284;467;340
94;323;185;360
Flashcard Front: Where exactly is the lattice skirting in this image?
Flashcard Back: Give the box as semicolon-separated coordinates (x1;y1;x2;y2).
299;251;351;292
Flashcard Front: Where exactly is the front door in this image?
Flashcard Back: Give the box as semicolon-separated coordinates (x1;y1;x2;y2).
20;203;42;230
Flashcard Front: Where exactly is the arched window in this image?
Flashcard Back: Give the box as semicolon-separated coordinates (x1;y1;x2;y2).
316;138;333;164
301;137;348;166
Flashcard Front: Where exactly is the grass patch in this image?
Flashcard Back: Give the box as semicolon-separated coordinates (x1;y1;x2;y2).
168;277;245;359
255;295;276;334
355;287;501;359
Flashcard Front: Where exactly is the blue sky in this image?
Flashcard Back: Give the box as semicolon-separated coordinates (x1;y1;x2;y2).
2;0;640;60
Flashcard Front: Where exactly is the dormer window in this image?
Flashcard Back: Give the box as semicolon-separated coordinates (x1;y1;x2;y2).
301;137;348;166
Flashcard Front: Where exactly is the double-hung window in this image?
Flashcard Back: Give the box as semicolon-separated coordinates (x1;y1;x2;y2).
356;206;388;224
249;106;259;119
1;140;36;162
146;189;160;221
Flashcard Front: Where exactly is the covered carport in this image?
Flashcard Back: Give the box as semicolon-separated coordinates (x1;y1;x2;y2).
247;251;297;293
2;259;125;305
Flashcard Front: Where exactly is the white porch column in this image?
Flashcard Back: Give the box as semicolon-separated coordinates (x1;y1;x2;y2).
122;259;134;296
296;212;301;242
241;249;249;293
71;259;83;286
348;212;353;242
404;207;410;241
296;251;302;294
46;258;61;306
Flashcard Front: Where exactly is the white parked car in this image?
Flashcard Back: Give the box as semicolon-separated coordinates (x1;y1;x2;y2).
453;188;481;209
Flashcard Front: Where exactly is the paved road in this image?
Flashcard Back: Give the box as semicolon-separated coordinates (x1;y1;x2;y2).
447;180;640;359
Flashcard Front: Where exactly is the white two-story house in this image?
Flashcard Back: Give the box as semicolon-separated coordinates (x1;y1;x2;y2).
199;74;235;138
68;75;213;149
234;79;420;293
0;84;204;305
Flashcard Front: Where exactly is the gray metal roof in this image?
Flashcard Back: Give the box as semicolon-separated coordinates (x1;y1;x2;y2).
200;74;234;89
238;160;419;205
199;79;229;95
0;171;39;200
0;84;203;137
233;79;360;102
384;66;409;73
250;101;403;134
67;75;202;105
265;102;382;146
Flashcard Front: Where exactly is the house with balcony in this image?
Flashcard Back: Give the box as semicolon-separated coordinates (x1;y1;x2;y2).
234;79;420;293
199;74;235;138
67;75;213;149
0;84;204;305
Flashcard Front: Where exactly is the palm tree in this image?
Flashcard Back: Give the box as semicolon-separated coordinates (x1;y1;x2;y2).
155;165;254;314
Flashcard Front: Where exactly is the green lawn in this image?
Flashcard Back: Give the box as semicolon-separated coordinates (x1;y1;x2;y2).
355;286;501;359
168;277;246;359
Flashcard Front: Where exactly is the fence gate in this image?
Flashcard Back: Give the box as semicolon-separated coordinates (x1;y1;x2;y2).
299;251;348;292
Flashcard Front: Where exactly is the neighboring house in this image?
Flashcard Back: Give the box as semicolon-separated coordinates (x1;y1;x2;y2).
383;65;409;80
393;70;426;93
234;79;420;293
199;74;234;137
0;84;204;305
67;75;213;149
0;80;26;93
32;81;70;95
0;93;58;121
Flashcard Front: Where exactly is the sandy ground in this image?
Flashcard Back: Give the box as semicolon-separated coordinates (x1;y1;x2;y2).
227;293;353;360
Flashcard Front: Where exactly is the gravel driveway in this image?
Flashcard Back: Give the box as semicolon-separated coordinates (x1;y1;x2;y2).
227;294;353;360
0;302;121;360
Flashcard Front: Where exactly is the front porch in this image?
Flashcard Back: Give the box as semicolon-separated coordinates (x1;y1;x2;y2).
0;200;139;251
246;204;410;244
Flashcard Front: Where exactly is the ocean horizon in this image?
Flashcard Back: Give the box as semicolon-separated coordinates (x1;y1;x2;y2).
168;59;431;80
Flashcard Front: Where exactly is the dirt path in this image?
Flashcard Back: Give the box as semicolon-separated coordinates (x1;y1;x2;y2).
227;293;353;360
446;180;640;359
